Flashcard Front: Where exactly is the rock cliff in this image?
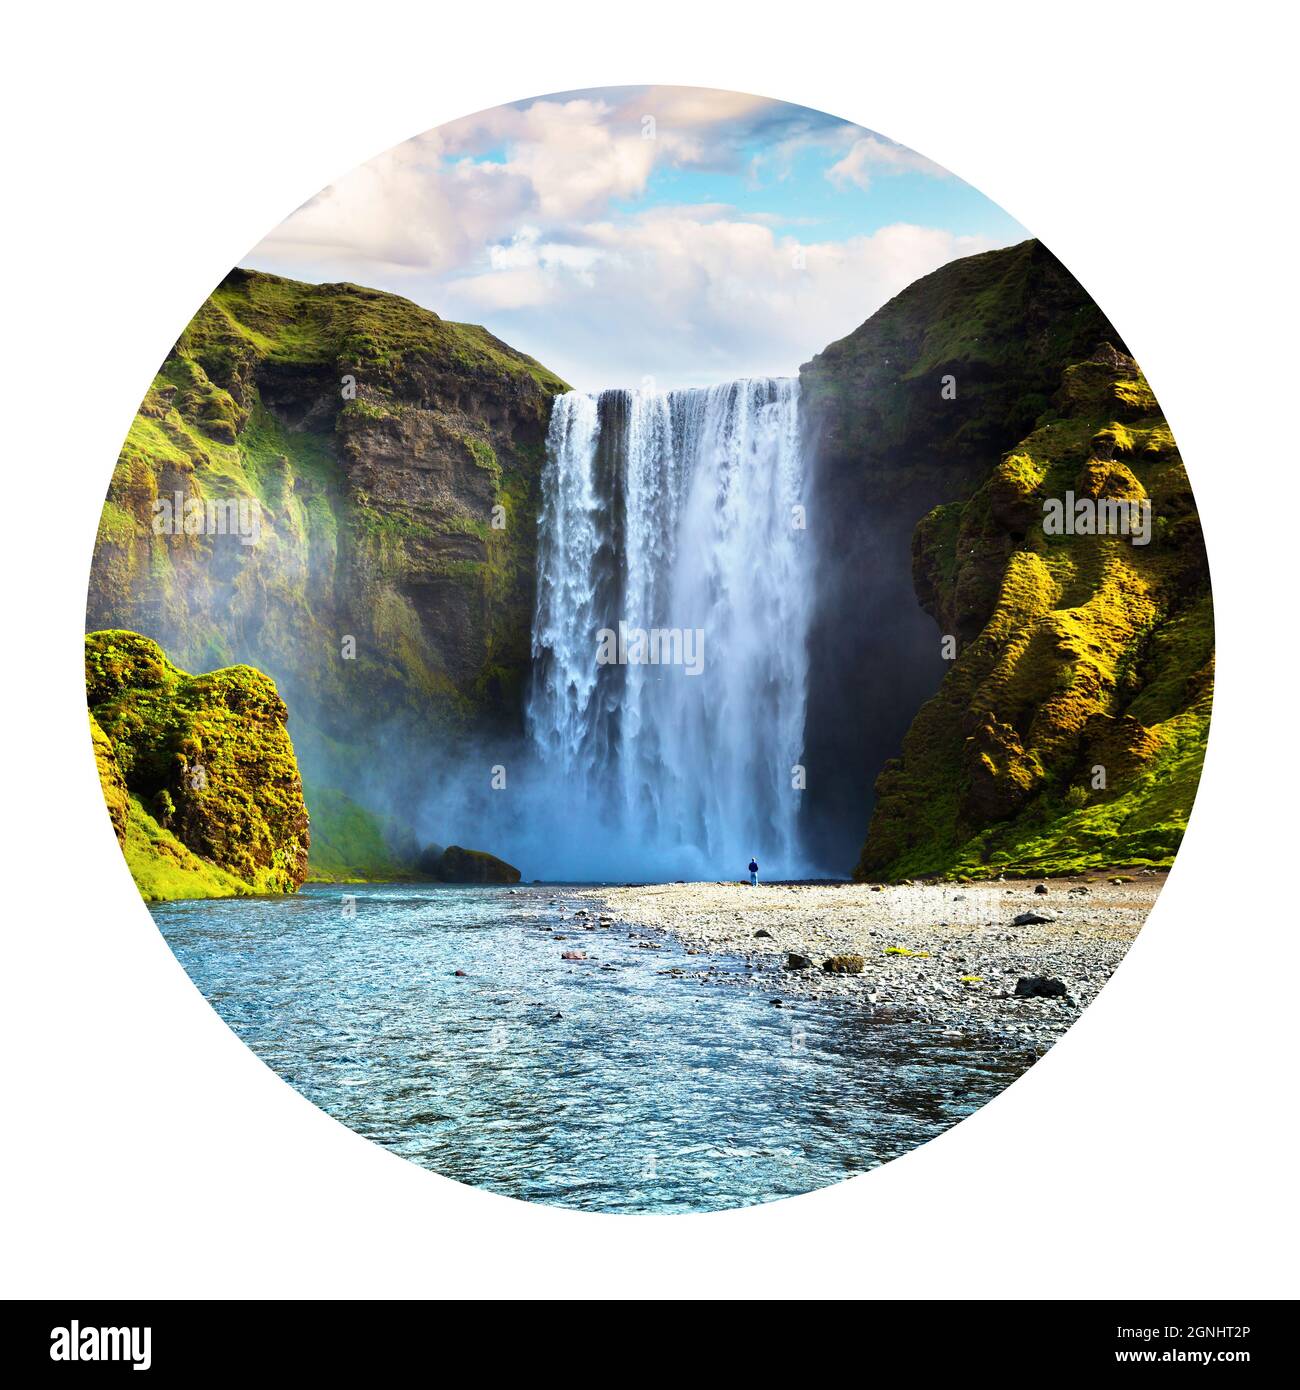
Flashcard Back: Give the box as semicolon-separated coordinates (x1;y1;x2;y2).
799;238;1132;870
87;629;310;899
86;269;569;811
856;342;1211;878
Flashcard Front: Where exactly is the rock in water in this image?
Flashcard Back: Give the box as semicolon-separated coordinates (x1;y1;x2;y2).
785;953;814;971
1014;976;1068;998
434;845;522;884
414;842;448;876
1013;911;1055;926
822;955;866;975
560;950;587;961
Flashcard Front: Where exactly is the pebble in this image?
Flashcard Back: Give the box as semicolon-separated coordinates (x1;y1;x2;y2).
553;875;1156;1054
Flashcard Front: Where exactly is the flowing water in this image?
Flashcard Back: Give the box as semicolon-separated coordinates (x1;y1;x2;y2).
528;380;813;880
154;885;1029;1214
145;384;1030;1213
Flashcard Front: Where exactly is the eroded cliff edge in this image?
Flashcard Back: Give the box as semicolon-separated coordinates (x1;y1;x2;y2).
800;240;1211;879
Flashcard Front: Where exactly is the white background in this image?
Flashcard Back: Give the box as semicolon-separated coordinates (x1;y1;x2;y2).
3;1;1296;1300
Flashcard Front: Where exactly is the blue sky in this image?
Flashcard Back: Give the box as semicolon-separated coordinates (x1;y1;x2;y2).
246;86;1027;390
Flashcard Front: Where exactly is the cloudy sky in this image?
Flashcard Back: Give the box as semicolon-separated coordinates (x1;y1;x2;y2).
244;85;1027;391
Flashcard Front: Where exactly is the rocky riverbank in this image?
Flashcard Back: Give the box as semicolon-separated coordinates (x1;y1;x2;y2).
569;871;1161;1053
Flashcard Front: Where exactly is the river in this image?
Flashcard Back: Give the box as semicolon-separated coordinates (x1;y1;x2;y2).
154;883;1030;1213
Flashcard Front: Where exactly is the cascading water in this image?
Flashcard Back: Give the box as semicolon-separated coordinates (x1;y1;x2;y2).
528;378;814;880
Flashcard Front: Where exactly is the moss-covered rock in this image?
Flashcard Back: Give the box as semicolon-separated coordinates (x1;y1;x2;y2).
802;239;1120;488
89;714;128;846
799;239;1129;864
434;845;521;884
120;797;255;902
856;345;1212;880
87;629;310;899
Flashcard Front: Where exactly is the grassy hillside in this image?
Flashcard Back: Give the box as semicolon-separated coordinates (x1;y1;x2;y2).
302;782;421;883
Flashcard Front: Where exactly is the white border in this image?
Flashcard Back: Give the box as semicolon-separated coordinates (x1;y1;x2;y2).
3;0;1296;1299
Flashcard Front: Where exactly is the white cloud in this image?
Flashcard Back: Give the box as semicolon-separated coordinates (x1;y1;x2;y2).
251;131;532;276
826;135;948;191
486;226;599;275
438;214;998;390
249;90;759;275
241;87;1016;389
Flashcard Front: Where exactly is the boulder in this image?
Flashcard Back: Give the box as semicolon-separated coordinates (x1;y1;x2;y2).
822;954;866;975
785;952;814;971
1014;975;1068;998
414;842;448;876
85;630;310;898
1013;911;1055;926
434;845;522;884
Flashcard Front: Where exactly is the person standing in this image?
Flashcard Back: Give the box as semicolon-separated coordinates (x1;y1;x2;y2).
748;856;759;887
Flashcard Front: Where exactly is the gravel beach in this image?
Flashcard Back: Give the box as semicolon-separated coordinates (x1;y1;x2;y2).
570;870;1163;1053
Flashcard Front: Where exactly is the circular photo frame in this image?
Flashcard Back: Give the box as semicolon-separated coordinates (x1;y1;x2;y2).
85;85;1212;1212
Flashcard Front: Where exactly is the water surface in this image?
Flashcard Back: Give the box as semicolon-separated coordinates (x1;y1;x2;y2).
154;884;1028;1212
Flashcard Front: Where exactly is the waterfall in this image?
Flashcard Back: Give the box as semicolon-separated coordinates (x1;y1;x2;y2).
527;379;814;881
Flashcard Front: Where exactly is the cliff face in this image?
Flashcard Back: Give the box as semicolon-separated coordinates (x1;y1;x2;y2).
87;269;568;798
86;249;1209;888
857;345;1211;879
87;630;310;900
798;239;1138;871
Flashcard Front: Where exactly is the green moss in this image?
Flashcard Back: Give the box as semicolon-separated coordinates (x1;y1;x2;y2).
858;345;1212;881
188;268;570;396
303;782;416;882
156;352;245;443
465;435;501;483
803;239;1125;486
914;501;965;596
87;630;310;899
340;397;397;423
122;796;253;902
239;403;341;495
90;714;129;846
